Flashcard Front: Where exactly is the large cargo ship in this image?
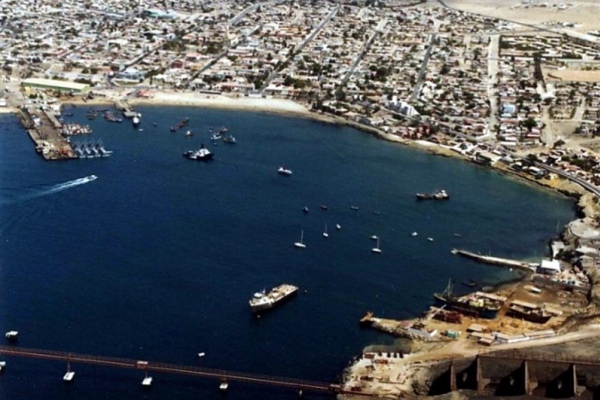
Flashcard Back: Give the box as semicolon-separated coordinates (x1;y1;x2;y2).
433;280;506;319
249;284;298;312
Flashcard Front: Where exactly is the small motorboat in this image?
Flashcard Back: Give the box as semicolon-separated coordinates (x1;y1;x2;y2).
198;352;206;358
302;206;309;214
411;232;418;237
220;379;229;391
185;130;193;136
336;224;341;230
427;237;434;242
278;167;292;176
320;205;328;210
350;205;359;211
5;331;18;342
370;235;378;240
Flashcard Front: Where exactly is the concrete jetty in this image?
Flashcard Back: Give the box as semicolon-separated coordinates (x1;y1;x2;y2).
451;249;538;272
22;108;77;160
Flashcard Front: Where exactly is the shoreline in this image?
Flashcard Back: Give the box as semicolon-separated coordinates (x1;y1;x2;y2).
16;91;600;397
55;91;600;218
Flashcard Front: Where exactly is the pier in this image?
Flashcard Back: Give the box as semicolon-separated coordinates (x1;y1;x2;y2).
451;248;538;272
21;108;77;160
0;345;340;395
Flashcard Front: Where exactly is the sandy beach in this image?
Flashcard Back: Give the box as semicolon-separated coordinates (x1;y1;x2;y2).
128;91;312;116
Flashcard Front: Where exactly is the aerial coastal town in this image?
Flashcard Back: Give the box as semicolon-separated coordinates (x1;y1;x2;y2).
1;0;600;397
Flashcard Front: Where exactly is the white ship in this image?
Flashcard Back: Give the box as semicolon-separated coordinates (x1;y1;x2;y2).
249;284;298;312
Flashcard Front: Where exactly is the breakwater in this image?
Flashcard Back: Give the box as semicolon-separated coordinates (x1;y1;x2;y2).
451;248;539;272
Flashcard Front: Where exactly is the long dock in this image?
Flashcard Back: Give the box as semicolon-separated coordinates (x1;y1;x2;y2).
0;345;340;394
451;249;538;271
20;108;77;160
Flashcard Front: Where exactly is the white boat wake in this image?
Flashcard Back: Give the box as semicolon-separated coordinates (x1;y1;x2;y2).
3;175;97;204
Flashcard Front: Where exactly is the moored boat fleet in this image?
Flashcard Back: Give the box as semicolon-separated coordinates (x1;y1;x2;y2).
73;141;113;159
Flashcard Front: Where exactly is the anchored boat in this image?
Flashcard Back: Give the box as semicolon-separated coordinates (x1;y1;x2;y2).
416;189;449;200
249;284;299;312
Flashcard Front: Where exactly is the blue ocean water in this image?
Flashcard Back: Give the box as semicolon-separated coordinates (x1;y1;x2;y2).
0;107;575;399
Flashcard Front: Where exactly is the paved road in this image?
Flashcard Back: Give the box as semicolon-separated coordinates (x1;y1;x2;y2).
535;162;600;197
339;19;387;88
259;5;340;92
409;32;437;102
486;35;500;133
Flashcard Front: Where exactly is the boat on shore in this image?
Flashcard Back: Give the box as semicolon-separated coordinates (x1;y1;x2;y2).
506;300;559;324
416;190;449;200
433;280;505;319
249;284;299;312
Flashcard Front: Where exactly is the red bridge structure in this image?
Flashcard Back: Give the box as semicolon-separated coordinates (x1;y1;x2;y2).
0;345;343;395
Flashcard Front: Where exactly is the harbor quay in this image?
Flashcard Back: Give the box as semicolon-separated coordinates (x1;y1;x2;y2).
20;107;77;160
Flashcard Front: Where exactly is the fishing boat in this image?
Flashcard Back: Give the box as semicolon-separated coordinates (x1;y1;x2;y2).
294;230;306;248
433;280;505;319
416;189;449;200
278;167;292;176
249;284;299;312
184;143;213;161
323;224;329;238
371;237;382;253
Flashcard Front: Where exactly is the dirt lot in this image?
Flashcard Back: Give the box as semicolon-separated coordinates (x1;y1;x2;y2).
545;69;600;83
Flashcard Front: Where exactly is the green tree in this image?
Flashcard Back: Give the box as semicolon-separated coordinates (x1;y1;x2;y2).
521;117;537;131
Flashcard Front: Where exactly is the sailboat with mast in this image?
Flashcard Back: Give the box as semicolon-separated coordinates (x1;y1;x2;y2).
371;237;382;253
294;230;306;248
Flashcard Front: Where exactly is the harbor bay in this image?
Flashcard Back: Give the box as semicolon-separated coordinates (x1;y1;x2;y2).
0;106;576;399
